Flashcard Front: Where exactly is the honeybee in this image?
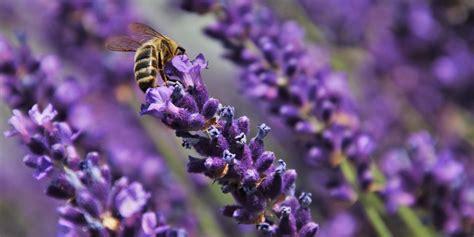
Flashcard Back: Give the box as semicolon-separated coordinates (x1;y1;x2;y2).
105;23;186;92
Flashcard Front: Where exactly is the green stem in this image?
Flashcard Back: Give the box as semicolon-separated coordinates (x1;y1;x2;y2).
341;160;393;237
397;206;437;237
342;158;437;237
363;199;393;237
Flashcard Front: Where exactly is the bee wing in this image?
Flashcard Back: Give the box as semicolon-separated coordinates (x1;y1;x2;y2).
105;36;141;52
128;22;168;42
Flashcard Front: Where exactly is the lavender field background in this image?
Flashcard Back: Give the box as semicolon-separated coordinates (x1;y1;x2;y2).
0;0;473;237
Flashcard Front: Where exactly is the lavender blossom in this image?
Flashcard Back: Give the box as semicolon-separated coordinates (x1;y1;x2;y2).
380;131;473;235
299;0;474;140
361;0;474;118
0;36;197;233
35;0;137;89
5;104;186;237
178;0;376;200
0;36;61;111
140;53;319;236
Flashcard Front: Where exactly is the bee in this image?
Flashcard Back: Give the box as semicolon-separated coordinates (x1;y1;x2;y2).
105;23;186;92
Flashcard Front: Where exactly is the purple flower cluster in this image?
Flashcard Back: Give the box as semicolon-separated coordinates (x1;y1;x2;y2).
0;36;197;235
37;0;137;88
3;0;474;236
178;0;374;200
294;0;474;234
5;104;185;237
380;131;474;235
363;0;474;116
141;54;319;236
299;0;474;130
176;0;474;235
0;36;62;111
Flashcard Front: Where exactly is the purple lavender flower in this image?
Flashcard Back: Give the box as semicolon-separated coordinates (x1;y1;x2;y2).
141;53;319;236
31;0;137;89
380;131;473;235
5;104;186;236
177;0;376;200
302;0;474;138
0;35;197;234
0;36;60;111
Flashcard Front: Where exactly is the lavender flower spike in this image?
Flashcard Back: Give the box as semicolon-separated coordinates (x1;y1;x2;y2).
179;0;377;199
6;104;185;237
141;54;318;236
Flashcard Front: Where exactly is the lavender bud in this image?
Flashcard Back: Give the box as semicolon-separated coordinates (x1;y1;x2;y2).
85;152;100;165
46;177;75;199
207;126;220;140
275;159;287;174
277;206;296;236
256;151;275;173
237;116;250;135
223;150;236;165
28;134;48;155
187;156;207;173
76;191;102;218
51;143;66;161
280;206;292;218
219;105;235;125
202;98;219;119
298;222;319;237
171;81;185;100
235;132;247;145
261;172;283;199
242;169;259;194
23;154;38;168
204;157;226;172
256;222;273;234
232;208;258;223
320;100;334;121
298;192;312;208
58;206;87;225
256;123;271;140
282;170;297;195
33;156;53;180
79;160;92;172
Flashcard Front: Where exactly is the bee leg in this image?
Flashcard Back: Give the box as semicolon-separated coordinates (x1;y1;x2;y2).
156;50;168;86
176;46;186;55
159;69;168;86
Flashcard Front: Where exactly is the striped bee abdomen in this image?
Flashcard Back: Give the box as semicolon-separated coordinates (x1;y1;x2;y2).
134;45;158;92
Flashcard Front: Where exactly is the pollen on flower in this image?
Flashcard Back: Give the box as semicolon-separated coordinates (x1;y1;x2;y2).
102;213;120;231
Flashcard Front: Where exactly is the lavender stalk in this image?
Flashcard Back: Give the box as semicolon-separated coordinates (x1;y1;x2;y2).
0;36;202;235
179;0;375;199
5;104;185;237
139;53;319;236
175;0;439;236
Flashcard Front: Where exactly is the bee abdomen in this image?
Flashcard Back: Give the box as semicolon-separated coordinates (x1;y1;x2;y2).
134;45;158;92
